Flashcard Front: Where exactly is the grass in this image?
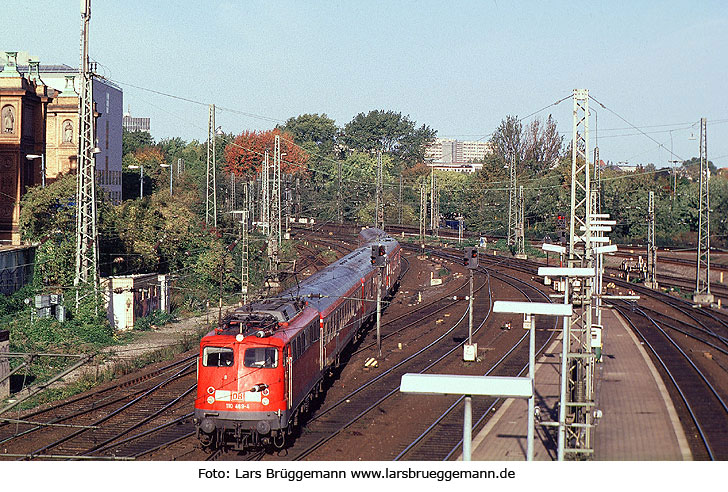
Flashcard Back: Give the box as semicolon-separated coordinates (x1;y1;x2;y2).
9;325;208;411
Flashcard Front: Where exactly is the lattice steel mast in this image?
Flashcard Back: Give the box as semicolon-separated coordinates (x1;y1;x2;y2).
241;182;250;305
337;160;343;224
647;191;657;288
272;135;282;248
558;88;595;459
261;151;269;236
74;0;100;305
694;117;712;304
206;104;217;228
516;185;525;256
419;182;426;244
376;151;384;230
507;150;517;248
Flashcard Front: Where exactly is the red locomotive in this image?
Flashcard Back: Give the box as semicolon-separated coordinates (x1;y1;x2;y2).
193;228;401;450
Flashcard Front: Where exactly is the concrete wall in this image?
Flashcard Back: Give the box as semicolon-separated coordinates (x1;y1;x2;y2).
0;244;35;294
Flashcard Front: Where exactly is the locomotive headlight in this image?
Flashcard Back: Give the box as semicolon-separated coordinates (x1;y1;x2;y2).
200;418;216;434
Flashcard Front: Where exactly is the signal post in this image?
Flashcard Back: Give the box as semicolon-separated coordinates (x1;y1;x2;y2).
463;247;478;362
371;244;387;357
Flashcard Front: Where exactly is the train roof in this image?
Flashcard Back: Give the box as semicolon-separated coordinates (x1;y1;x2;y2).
283;234;399;313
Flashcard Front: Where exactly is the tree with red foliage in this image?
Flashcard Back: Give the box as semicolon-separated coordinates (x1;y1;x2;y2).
224;129;309;178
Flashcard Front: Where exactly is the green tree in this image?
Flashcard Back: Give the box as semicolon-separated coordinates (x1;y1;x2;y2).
122;129;154;156
342;110;436;166
490;115;522;163
278;113;338;151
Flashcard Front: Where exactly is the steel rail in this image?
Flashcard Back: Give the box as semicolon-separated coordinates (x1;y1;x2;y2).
613;305;716;460
290;270;488;460
396;268;556;461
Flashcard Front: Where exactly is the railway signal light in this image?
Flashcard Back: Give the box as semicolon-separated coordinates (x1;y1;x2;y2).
464;247;478;269
371;244;386;267
557;215;567;245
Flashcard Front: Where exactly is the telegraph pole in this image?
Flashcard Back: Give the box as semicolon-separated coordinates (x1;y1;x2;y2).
206;104;218;228
694;117;713;305
74;0;100;309
507;150;517;248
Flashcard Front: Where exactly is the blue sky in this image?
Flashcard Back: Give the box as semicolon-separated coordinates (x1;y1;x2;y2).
4;0;727;166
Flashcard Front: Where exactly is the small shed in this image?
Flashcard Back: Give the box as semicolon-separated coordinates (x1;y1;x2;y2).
101;274;170;330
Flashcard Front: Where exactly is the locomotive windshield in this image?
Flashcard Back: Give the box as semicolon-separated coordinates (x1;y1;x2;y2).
244;347;278;368
202;346;234;367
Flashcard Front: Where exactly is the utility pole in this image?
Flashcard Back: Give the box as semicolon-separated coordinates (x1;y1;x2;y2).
647;191;657;288
516;185;525;257
206;104;217;228
694;117;713;305
74;0;100;309
507;150;517;248
376;151;384;230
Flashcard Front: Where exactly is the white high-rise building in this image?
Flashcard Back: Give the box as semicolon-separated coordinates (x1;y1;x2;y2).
425;138;492;164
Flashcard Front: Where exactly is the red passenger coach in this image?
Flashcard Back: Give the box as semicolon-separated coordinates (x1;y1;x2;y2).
194;228;400;450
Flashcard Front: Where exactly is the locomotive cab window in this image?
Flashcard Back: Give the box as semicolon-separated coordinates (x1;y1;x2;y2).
244;347;278;368
202;346;234;367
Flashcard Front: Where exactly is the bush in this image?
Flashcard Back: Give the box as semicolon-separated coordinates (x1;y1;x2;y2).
133;310;177;331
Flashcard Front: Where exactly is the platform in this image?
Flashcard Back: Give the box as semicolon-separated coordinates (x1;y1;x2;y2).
463;308;691;461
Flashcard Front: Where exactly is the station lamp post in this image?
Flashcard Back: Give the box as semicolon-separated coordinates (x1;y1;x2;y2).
401;373;532;461
492;300;573;461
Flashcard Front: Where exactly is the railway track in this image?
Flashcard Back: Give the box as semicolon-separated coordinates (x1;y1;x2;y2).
0;355;199;460
471;251;728;461
393;265;558;461
612;303;728;460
